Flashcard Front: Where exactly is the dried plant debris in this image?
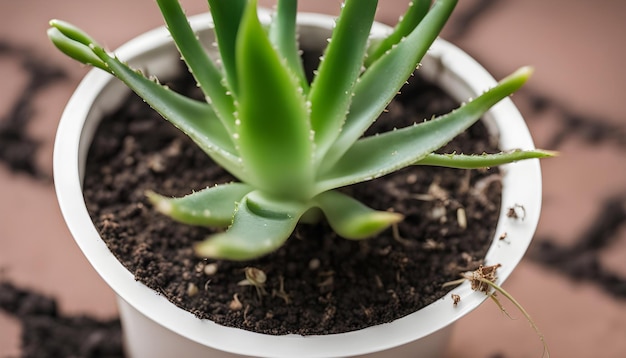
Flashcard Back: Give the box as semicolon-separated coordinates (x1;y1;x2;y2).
467;263;501;293
451;293;461;306
506;204;526;220
531;195;626;298
444;264;550;357
0;40;66;179
0;280;124;358
239;267;268;298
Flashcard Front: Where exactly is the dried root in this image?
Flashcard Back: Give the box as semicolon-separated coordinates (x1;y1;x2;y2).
238;267;268;298
444;264;550;358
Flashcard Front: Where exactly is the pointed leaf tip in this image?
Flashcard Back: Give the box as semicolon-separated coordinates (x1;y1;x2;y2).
506;66;534;86
315;190;404;240
194;239;220;258
342;210;404;239
145;190;173;215
145;184;253;227
517;65;534;77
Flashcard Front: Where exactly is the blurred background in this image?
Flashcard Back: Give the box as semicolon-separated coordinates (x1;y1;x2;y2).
1;1;625;357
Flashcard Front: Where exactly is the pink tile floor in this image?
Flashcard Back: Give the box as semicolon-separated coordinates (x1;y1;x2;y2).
1;1;625;357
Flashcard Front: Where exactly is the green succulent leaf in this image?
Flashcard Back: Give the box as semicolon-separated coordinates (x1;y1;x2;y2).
157;0;237;134
194;191;310;260
416;149;557;168
48;19;247;180
235;0;313;198
49;19;98;47
146;183;253;227
206;0;247;95
316;66;532;193
366;0;431;67
314;190;404;239
309;0;378;165
322;0;458;171
269;0;308;92
97;56;245;179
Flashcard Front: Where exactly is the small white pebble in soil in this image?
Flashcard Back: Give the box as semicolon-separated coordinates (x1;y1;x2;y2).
456;207;467;230
204;263;218;276
430;205;446;222
229;294;243;311
308;258;321;270
406;173;417;184
187;283;198;297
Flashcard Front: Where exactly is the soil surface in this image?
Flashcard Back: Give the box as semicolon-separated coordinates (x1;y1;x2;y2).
82;58;502;335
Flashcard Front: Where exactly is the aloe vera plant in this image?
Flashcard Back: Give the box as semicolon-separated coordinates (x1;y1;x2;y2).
48;0;551;260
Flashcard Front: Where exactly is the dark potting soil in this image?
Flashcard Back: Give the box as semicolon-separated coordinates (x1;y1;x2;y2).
0;281;123;358
82;57;503;335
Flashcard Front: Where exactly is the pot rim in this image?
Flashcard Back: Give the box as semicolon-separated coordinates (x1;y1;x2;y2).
53;10;542;358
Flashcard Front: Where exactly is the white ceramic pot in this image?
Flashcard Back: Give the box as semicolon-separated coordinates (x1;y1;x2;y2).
54;9;543;358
